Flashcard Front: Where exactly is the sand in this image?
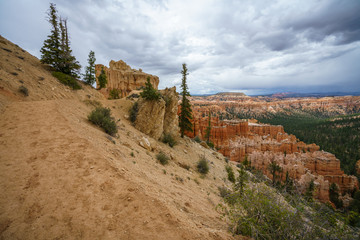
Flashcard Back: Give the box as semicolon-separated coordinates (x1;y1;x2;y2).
0;35;241;239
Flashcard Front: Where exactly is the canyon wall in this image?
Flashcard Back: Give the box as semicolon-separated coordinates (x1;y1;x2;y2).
185;107;358;202
189;94;360;119
95;60;159;98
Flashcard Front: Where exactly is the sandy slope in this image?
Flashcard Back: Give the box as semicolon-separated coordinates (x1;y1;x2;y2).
0;36;239;239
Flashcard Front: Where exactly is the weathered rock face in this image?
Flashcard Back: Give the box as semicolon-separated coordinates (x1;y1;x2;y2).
95;60;159;98
189;93;360;119
356;160;360;175
161;87;180;138
135;87;179;141
187;113;318;162
248;151;358;201
184;108;358;202
135;97;166;140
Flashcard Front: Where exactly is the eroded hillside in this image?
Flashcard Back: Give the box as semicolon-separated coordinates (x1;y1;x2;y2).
0;36;238;239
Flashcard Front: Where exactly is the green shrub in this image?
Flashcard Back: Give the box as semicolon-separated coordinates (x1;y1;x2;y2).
109;88;121;99
18;85;29;96
197;156;209;175
88;107;117;136
193;136;201;143
206;141;214;149
126;93;140;99
219;183;358;239
52;71;81;90
129;102;139;123
162;133;177;147
156;152;169;165
225;165;235;183
218;186;231;198
83;99;102;108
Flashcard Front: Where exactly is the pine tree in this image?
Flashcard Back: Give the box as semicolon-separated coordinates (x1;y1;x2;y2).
305;180;315;201
83;50;96;85
268;160;282;185
40;3;61;70
235;164;248;196
179;63;193;138
40;3;80;77
329;183;343;208
205;111;212;143
284;171;294;193
140;77;160;100
97;67;107;89
58;18;81;77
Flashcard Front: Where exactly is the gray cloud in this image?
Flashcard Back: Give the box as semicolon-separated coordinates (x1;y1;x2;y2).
0;0;359;95
283;0;360;45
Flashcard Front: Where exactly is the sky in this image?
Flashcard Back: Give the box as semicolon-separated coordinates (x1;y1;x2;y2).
1;0;360;95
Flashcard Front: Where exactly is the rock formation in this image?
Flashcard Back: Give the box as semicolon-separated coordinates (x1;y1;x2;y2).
135;87;179;140
95;60;159;98
184;108;358;202
162;87;180;138
189;93;360;119
186;113;318;162
248;151;358;201
356;160;360;175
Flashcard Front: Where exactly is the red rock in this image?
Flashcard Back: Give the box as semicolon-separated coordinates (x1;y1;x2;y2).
182;105;359;202
356;160;360;175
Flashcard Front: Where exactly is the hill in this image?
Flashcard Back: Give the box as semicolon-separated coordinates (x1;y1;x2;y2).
0;35;236;239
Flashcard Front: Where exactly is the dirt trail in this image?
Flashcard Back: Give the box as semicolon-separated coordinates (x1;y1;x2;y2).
0;99;234;239
0;101;175;239
0;35;235;239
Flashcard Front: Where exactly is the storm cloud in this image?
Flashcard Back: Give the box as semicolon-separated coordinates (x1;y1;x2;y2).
1;0;359;95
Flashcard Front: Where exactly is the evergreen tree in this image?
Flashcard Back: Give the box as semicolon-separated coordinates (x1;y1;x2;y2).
58;18;81;77
235;164;248;196
40;3;61;70
40;3;80;77
329;183;343;208
268;160;282;185
140;77;160;100
205;111;212;143
305;180;315;201
284;171;294;193
83;50;96;85
243;155;249;169
97;67;107;89
179;63;193;138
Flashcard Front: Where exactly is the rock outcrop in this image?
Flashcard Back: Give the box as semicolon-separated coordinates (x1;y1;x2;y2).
135;87;179;140
356;160;360;175
248;151;358;201
162;87;180;138
135;97;166;140
187;114;318;162
184;108;358;202
189;93;360;119
95;60;159;98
